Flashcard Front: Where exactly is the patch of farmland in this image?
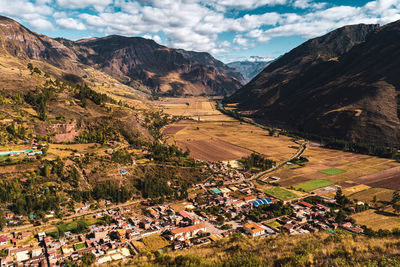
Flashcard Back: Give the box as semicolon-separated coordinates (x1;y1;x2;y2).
349;187;395;203
176;139;252;161
352;209;400;230
264;187;300;201
353;166;400;190
320;168;346;176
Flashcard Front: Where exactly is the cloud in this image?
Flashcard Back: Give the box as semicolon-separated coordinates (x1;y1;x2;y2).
56;18;87;30
56;0;112;11
29;18;55;30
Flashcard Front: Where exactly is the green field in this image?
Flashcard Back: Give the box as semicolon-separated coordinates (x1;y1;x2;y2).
320;168;346;176
74;242;86;250
267;221;282;228
264;187;300;201
294;179;334;192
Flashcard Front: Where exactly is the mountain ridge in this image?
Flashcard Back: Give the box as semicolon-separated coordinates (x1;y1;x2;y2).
226;22;400;146
0;15;241;97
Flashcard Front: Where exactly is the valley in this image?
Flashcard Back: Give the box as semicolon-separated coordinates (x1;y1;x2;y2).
0;12;399;267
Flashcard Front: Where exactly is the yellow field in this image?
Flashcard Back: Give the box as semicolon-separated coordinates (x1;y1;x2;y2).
352;209;400;230
274;145;399;187
46;143;107;159
324;184;371;199
156;97;234;121
164;120;299;162
349;187;395;203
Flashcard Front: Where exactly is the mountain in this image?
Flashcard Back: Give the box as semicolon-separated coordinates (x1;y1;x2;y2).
176;49;245;84
227;58;272;82
0;15;241;97
57;36;242;96
226;23;400;146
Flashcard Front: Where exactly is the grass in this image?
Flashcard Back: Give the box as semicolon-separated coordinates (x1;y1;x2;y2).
264;187;300;201
351;209;400;230
74;242;86;250
134;234;170;252
294;179;334;192
267;221;282;228
320;168;346;176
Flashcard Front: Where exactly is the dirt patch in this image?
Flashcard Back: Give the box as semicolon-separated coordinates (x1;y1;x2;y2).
163;125;186;135
176;139;252;161
354;166;400;190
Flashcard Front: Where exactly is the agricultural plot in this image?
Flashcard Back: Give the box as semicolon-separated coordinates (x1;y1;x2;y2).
294;179;334;192
353;166;400;190
133;234;170;252
352;209;400;230
164;120;299;162
264;187;300;201
156;97;234;121
162;97;400;191
349;187;395;203
320;168;346;176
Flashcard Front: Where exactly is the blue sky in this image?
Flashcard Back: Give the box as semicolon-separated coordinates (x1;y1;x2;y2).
1;0;400;63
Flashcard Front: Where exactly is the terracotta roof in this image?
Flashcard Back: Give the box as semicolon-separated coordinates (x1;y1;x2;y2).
171;223;207;235
244;223;264;234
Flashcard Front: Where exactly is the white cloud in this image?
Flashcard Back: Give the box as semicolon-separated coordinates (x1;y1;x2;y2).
56;18;87;30
56;0;112;11
29;18;55;30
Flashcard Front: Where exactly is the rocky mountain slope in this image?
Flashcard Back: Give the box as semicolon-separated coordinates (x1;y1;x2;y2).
227;59;272;82
226;22;400;146
0;15;241;97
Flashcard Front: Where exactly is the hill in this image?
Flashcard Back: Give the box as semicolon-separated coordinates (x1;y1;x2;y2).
0;15;241;97
226;23;400;146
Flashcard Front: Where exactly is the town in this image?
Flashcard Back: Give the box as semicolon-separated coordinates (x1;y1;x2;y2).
0;157;370;266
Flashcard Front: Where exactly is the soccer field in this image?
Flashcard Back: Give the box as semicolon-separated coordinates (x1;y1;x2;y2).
264;187;300;201
294;179;334;192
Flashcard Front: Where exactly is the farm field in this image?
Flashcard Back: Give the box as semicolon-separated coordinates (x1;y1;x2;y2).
320;168;346;176
132;234;170;253
349;187;395;203
294;179;334;192
155;97;234;121
264;187;300;201
162;97;400;204
352;209;400;230
163;120;299;162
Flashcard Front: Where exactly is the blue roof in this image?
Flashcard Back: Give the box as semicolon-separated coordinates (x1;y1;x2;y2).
252;198;272;207
210;188;221;194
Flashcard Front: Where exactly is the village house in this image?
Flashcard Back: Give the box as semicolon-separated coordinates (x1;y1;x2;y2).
244;223;265;237
167;223;207;241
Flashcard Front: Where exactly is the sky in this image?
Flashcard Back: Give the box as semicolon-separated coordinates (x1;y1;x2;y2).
1;0;400;63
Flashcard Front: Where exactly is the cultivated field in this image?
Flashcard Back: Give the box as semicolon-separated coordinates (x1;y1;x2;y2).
161;97;400;210
155;97;234;121
163;120;299;162
352;209;400;230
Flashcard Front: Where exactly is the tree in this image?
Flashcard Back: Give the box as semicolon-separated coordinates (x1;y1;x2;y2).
393;203;400;216
392;191;400;204
81;253;95;266
0;213;6;231
335;188;351;207
372;195;377;207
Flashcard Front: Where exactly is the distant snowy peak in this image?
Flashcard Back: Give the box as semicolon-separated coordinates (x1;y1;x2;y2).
247;56;275;62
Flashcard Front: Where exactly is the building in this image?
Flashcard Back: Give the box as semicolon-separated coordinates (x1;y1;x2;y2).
244;223;265;237
169;223;207;241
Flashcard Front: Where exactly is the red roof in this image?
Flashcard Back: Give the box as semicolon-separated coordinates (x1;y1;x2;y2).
0;235;8;242
179;210;189;218
299;201;313;208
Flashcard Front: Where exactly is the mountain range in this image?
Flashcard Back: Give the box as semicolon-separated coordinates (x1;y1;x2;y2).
227;57;273;82
0;15;241;97
227;22;400;147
